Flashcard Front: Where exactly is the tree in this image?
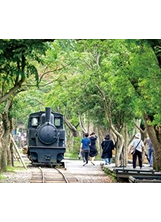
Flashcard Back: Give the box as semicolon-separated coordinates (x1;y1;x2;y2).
43;39;161;169
8;39;161;171
0;39;50;172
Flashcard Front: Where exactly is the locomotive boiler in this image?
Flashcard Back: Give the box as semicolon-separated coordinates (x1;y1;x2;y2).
27;107;66;167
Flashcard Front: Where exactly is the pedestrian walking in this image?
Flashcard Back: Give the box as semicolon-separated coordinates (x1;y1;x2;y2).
146;137;154;167
101;134;115;165
89;132;98;165
129;132;145;169
80;132;91;166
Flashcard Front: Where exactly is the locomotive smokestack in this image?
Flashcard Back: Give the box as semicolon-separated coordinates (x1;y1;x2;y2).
45;107;51;123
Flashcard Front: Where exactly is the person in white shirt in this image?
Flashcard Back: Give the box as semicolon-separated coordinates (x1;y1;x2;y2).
129;132;145;169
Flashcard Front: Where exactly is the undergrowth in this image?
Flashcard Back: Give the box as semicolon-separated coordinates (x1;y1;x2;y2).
104;167;117;182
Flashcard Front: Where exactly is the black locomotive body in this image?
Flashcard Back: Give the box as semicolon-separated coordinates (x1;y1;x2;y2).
27;107;66;166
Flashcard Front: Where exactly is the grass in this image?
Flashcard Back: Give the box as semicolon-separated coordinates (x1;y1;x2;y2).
0;162;27;181
0;174;6;180
104;167;117;182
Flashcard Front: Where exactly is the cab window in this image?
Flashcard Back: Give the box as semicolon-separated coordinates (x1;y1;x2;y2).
31;117;38;126
55;118;61;127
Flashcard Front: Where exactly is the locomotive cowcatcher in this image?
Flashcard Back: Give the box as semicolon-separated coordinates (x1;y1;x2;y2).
27;107;66;167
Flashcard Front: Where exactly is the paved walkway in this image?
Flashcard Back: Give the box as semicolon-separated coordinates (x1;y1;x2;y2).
65;160;106;176
65;159;153;173
64;160;154;182
64;160;115;183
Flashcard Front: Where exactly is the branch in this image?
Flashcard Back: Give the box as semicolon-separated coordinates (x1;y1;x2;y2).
133;121;146;134
79;114;87;133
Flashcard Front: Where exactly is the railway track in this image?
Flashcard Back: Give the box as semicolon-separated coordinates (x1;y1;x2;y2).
30;167;78;183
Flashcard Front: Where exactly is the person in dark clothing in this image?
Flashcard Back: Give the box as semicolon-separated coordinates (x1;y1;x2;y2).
80;132;91;166
101;134;115;165
89;132;98;165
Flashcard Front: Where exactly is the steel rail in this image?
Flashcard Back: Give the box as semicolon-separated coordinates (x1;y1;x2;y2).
55;167;69;183
39;167;45;183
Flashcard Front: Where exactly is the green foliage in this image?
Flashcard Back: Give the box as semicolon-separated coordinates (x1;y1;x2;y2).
9;39;161;143
38;39;161;130
104;167;117;182
0;39;49;102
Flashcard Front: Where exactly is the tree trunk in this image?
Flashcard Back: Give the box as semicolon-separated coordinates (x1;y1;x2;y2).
144;113;161;171
0;121;3;172
123;123;128;166
0;107;12;172
1;131;10;172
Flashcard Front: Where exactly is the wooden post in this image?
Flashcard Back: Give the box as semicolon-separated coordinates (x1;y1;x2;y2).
10;134;27;170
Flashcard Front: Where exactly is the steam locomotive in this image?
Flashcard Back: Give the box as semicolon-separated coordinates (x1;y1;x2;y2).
27;107;66;167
